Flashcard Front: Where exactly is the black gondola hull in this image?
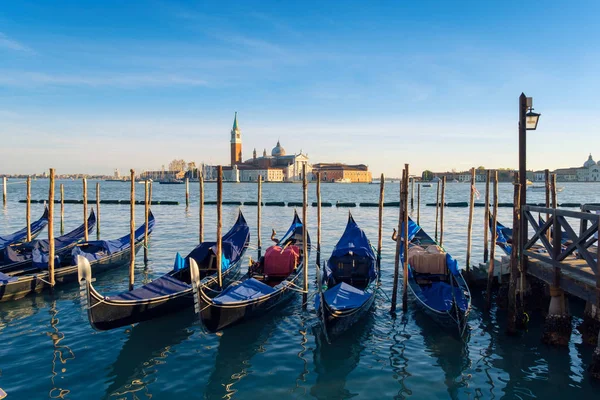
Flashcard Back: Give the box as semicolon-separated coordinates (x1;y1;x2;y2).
317;290;376;338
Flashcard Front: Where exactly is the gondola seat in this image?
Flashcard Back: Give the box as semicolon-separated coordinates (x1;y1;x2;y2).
107;275;190;301
264;245;299;277
330;253;372;287
408;246;447;275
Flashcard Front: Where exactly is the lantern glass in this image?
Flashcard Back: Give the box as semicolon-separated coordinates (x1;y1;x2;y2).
526;111;540;130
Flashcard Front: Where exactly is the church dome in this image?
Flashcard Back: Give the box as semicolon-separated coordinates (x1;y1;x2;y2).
584;153;596;168
271;140;286;157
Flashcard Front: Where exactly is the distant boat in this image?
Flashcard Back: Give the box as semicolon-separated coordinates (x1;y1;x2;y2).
106;179;126;182
334;178;352;184
422;183;432;188
528;185;564;192
159;178;184;185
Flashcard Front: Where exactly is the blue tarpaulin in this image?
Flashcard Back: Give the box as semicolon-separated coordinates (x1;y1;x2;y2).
71;212;155;263
0;271;17;284
414;282;469;312
0;208;48;250
108;274;191;301
316;282;370;311
213;278;275;304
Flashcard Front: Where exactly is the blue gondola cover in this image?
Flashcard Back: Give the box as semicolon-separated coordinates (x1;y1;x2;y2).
0;208;48;250
327;215;376;281
213;278;275;304
316;282;370;311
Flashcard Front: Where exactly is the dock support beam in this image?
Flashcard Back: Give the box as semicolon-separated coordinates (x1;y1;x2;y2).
578;302;600;346
590;330;600;380
542;287;572;346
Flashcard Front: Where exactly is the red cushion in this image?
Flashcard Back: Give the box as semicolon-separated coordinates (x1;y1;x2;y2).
264;245;299;277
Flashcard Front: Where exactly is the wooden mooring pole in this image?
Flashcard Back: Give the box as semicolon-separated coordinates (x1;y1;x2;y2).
435;180;440;241
316;172;322;267
185;177;189;208
302;164;308;309
486;171;499;307
144;180;149;264
82;178;88;242
410;176;414;210
96;182;100;239
416;183;421;226
60;184;64;235
507;172;521;334
483;170;490;263
257;176;262;258
48;169;55;288
2;176;6;206
199;174;204;243
216;166;223;289
377;173;384;281
26;176;31;242
439;176;446;247
129;169;135;291
466;167;475;274
402;166;409;312
391;171;403;315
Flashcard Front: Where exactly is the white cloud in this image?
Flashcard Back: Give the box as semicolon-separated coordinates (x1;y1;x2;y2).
0;32;33;53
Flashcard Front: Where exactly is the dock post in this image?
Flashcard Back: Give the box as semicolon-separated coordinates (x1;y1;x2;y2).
507;172;521;334
416;183;421;226
466;167;475;275
316;173;321;267
82;178;88;242
48;169;55;288
96;182;100;239
257;176;262;259
578;302;600;346
144;180;149;264
589;231;600;379
542;175;572;346
60;184;64;235
377;173;384;282
2;176;6;206
391;174;402;315
435;180;440;241
410;176;414;210
217;166;223;290
185;177;189;208
302;164;308;309
483;170;490;263
26;176;31;242
545;169;550;236
486;171;499;307
199;174;204;243
402;165;409;312
149;180;153;203
129;169;135;291
439;176;446;247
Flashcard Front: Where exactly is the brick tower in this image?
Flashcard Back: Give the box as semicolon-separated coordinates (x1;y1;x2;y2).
230;112;242;166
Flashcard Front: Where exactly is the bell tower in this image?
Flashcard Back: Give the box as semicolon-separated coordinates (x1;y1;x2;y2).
230;112;242;166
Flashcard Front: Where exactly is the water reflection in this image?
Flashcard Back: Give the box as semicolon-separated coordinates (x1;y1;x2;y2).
204;314;280;400
388;315;412;399
104;312;195;398
310;312;373;399
47;300;74;399
412;310;471;399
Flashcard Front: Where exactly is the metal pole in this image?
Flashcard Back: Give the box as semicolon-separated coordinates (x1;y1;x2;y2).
519;93;528;279
26;176;31;241
129;169;135;291
507;172;521;331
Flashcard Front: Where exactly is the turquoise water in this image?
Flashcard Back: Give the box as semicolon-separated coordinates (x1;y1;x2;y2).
1;180;599;399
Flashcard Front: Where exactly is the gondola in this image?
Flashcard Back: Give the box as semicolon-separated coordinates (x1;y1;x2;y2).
79;210;249;331
195;211;309;333
0;209;96;273
398;218;471;336
0;211;155;302
315;213;378;339
0;207;49;251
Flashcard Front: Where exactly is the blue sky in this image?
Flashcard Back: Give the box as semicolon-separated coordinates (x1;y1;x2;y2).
1;0;599;176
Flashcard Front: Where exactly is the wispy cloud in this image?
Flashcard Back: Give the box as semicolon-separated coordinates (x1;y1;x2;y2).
0;71;209;88
0;32;33;53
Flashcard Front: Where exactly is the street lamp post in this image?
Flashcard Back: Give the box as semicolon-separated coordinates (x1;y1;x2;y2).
518;92;541;286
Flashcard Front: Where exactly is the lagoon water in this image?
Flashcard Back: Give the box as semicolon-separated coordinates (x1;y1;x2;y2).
1;179;599;399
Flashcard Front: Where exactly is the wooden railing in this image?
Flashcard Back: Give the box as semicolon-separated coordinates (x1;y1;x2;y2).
522;205;599;278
